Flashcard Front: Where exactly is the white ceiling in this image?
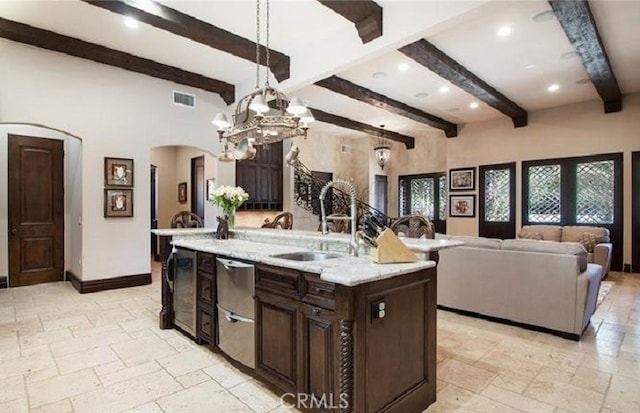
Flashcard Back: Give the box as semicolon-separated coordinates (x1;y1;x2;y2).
1;0;639;141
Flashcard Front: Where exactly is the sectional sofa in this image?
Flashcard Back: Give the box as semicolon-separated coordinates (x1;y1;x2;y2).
436;235;603;339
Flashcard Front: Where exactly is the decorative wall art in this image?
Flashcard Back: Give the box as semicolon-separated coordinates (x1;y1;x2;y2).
178;182;187;203
104;157;134;187
449;167;475;191
449;194;476;218
104;189;133;217
207;178;216;202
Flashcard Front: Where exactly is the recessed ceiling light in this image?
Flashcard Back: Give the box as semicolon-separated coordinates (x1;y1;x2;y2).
439;86;450;94
576;78;590;85
415;92;429;99
547;83;560;92
123;16;139;29
560;51;578;60
496;25;512;37
532;10;554;23
398;63;410;72
469;102;479;109
525;64;537;69
372;72;387;79
447;108;460;112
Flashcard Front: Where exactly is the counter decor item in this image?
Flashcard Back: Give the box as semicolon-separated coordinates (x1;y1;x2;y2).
209;185;249;228
371;228;418;263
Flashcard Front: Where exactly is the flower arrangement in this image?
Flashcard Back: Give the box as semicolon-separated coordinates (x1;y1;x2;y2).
209;185;249;227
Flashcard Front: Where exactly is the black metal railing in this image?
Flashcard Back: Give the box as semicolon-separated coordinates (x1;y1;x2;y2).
292;162;392;228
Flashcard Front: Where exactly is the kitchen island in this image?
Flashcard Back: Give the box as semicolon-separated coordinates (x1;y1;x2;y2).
153;228;461;413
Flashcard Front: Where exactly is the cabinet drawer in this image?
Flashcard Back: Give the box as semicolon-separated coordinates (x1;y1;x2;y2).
198;252;216;274
197;272;214;305
302;274;335;311
256;265;299;299
197;309;214;343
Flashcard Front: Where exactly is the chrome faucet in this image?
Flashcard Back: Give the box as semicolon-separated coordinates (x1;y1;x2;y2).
319;179;359;257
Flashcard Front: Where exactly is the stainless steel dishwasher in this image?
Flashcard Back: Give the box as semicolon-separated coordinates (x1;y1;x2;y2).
216;257;255;369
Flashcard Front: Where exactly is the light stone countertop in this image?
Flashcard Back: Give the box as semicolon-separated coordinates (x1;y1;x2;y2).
151;228;218;237
164;228;462;286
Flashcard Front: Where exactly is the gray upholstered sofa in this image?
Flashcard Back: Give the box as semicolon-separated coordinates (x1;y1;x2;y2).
519;225;612;277
437;236;603;339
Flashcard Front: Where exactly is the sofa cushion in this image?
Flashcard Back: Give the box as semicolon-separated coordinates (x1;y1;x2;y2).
502;239;587;256
561;226;609;243
448;235;502;249
579;232;599;253
520;225;561;241
518;231;543;240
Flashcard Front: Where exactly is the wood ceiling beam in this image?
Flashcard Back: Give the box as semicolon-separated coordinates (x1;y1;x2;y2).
309;107;415;149
82;0;290;82
549;0;622;113
315;76;458;137
0;18;235;104
317;0;382;43
399;39;528;128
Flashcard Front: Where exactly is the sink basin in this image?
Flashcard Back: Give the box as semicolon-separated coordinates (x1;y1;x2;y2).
270;251;342;261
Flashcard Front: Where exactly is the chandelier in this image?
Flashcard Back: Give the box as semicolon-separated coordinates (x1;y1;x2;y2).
373;126;392;170
212;0;314;162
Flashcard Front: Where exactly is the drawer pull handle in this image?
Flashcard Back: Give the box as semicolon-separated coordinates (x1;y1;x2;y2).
312;308;320;315
203;321;210;327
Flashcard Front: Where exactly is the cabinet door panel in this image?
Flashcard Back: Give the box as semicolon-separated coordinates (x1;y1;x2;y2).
256;291;298;393
302;305;336;409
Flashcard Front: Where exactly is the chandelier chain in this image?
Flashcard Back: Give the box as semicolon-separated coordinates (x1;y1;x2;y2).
265;0;270;87
255;0;260;89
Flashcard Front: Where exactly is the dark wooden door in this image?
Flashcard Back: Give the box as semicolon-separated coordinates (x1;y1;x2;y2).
632;152;640;272
8;134;64;287
191;156;204;219
150;165;158;260
479;162;516;239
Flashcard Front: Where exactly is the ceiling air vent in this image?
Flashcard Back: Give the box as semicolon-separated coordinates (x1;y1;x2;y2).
173;91;195;108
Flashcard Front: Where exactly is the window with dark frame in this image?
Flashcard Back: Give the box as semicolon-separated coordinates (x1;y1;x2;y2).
398;172;446;234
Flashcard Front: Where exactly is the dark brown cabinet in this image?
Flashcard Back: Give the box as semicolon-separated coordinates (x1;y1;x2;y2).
196;252;217;345
236;141;283;211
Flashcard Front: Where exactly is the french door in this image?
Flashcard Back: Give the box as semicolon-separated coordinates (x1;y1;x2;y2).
479;162;516;239
522;153;623;271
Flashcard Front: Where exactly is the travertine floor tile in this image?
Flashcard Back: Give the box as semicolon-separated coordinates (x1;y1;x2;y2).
156;381;251;413
603;375;640;413
174;370;212;388
0;397;28;413
0;350;55;381
524;378;604;413
0;376;25;404
30;399;73;413
157;348;223;377
110;335;177;367
437;359;496;393
570;366;611;394
481;384;555;413
229;380;281;412
121;401;164;413
71;369;182;413
27;368;102;408
55;346;119;374
97;361;162;387
203;362;251;389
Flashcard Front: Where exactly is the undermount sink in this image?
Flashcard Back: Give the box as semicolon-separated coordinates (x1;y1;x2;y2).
270;251;342;261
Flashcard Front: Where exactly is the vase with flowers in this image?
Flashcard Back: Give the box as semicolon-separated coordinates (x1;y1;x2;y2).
209;185;249;228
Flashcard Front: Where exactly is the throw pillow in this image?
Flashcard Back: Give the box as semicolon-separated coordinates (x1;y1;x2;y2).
518;231;543;240
579;232;599;253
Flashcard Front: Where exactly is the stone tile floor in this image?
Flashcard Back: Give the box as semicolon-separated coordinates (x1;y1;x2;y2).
0;266;638;413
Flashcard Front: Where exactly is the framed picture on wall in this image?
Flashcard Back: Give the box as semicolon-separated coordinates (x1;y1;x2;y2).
449;167;475;191
206;178;216;202
104;189;133;217
449;194;476;218
104;157;134;187
178;182;187;203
